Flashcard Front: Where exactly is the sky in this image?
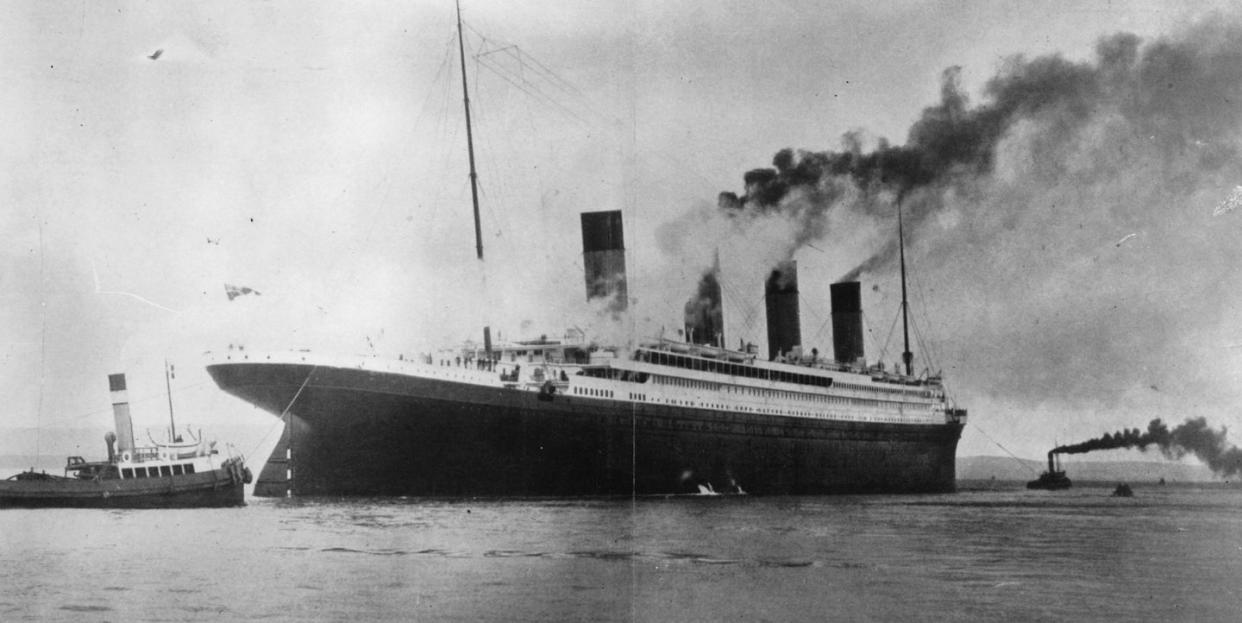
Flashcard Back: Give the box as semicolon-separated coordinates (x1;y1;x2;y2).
3;0;1241;467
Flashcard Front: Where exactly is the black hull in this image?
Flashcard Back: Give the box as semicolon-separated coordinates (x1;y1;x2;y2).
208;362;963;497
0;469;246;509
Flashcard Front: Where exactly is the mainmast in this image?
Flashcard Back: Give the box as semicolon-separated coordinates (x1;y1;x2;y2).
456;0;483;260
898;198;913;377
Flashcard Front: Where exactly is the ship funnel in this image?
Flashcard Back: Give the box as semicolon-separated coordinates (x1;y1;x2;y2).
580;210;628;313
764;261;801;361
109;373;136;457
684;254;724;347
830;281;865;365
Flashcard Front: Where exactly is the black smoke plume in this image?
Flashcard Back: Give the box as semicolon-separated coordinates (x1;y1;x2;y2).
1054;418;1242;478
715;28;1242;280
656;17;1242;423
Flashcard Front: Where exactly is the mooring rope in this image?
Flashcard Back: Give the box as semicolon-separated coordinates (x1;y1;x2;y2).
970;420;1039;475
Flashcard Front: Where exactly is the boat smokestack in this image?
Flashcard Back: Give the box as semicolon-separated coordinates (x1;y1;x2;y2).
1047;451;1057;475
580;210;628;313
764;261;801;360
109;373;136;456
684;254;724;347
830;281;865;365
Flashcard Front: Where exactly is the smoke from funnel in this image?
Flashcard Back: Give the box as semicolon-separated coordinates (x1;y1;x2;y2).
684;254;724;346
707;27;1242;283
653;18;1242;445
1054;417;1242;478
649;18;1242;430
717;54;1107;280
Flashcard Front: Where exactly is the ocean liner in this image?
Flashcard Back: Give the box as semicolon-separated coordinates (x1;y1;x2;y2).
207;208;966;496
205;7;966;497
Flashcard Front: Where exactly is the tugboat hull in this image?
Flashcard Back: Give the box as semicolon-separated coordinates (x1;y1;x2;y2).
1027;452;1072;490
1025;473;1072;490
0;467;246;509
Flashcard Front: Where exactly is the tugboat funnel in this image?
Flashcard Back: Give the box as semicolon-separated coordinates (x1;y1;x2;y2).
109;373;135;456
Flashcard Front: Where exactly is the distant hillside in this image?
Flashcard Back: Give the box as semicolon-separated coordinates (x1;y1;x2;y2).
958;455;1218;483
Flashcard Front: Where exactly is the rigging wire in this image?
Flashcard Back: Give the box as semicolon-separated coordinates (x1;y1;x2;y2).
456;17;963;359
466;22;618;128
798;291;831;350
456;16;652;333
901;249;938;374
427;33;466;231
911;258;944;373
466;27;595;127
469;45;720;205
876;304;902;367
466;39;527;263
718;278;764;344
266;29;461;339
474;56;593;127
462;17;646;189
894;219;948;376
807;308;833;353
910;310;935;375
59;380;214;422
860;304;888;367
480;40;592;103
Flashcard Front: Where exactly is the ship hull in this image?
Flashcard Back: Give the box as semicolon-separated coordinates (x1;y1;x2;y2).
208;362;963;497
0;468;246;509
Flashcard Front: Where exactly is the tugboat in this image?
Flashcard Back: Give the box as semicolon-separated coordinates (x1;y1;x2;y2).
1026;451;1072;490
0;372;250;509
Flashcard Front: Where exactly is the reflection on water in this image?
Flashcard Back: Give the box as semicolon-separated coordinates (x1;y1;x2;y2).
2;483;1241;621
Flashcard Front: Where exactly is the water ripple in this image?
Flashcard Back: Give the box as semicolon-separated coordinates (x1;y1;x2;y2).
59;604;112;612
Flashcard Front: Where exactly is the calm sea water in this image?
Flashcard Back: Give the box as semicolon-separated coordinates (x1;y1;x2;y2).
2;482;1240;622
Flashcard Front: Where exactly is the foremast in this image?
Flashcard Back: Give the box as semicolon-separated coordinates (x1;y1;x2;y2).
456;0;483;261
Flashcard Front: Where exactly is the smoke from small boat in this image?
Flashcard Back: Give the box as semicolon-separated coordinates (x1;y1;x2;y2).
1053;418;1242;479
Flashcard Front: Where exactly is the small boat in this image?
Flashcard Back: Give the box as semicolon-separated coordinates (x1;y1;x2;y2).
1111;483;1134;497
0;372;251;509
1026;452;1072;490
